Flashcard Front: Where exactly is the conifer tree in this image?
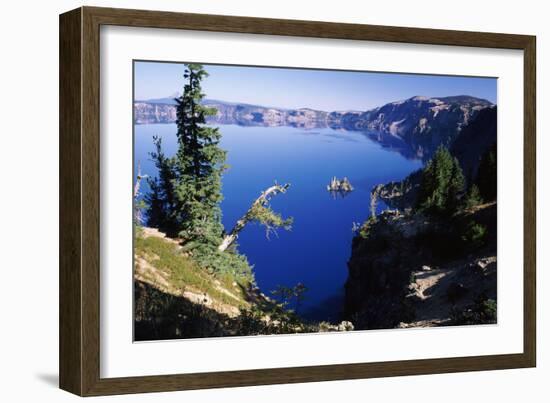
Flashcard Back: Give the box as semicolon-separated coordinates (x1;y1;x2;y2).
446;155;466;212
145;136;177;233
463;184;483;209
172;64;227;245
417;145;465;214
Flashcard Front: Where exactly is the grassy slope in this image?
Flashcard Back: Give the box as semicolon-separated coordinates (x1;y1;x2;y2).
134;228;347;340
135;228;250;316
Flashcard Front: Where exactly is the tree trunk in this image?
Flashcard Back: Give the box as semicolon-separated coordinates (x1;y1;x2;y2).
218;183;289;252
133;162;148;223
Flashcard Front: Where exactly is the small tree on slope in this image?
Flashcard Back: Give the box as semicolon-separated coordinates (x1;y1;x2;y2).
417;145;465;214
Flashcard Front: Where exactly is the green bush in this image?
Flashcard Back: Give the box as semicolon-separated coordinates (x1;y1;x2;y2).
358;216;378;239
461;220;487;248
189;242;255;284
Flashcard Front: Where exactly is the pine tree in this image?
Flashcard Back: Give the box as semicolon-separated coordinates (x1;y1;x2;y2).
145;136;177;233
172;64;227;245
417;145;465;214
446;155;466;212
463;184;483;209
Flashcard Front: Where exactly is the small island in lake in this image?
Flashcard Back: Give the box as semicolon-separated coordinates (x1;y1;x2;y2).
327;177;354;193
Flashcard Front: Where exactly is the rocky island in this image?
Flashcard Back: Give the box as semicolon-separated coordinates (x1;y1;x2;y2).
327;177;354;193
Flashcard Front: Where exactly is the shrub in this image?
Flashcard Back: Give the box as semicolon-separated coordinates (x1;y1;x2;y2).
188;242;255;284
461;220;487;248
358;216;378;239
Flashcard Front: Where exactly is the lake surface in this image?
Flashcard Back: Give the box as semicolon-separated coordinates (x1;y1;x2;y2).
134;123;422;322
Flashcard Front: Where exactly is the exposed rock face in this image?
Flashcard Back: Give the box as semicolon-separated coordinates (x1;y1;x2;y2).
134;98;329;128
134;95;494;161
206;101;330;129
356;96;493;161
371;169;423;211
134;102;177;124
344;203;497;329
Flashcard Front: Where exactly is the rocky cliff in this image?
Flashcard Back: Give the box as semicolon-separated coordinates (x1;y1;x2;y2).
345;203;497;329
134;102;177;124
451;106;497;179
134;98;329;129
354;96;493;161
134;95;493;161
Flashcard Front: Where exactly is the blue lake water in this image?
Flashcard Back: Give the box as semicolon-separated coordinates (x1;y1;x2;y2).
134;123;422;322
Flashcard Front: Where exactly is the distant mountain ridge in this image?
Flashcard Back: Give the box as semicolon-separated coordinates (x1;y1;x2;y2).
134;95;495;160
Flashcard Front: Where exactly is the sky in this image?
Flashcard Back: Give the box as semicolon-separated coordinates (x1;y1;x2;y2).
134;61;497;111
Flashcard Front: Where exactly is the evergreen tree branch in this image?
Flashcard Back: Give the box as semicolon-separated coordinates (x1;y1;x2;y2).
218;183;292;252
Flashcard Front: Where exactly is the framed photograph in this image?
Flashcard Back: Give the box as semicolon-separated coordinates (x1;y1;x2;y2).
59;6;536;396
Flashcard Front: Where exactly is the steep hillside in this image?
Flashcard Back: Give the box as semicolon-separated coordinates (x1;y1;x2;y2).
341;95;492;160
451;106;497;180
345;203;497;329
134;227;354;340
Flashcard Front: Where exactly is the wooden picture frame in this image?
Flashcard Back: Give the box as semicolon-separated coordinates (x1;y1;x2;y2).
59;6;536;396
